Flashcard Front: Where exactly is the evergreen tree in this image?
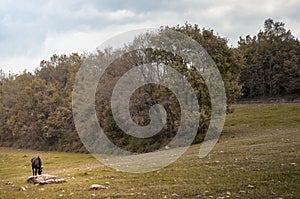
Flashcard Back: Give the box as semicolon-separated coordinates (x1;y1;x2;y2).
238;18;300;98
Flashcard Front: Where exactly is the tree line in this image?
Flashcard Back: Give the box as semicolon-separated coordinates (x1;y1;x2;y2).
0;19;299;152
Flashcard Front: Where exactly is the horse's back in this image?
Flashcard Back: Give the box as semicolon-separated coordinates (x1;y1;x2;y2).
31;156;41;165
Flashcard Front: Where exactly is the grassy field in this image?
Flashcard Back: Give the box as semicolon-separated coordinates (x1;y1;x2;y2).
0;103;299;199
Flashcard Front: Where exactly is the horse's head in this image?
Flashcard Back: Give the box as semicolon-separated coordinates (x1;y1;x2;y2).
38;167;43;175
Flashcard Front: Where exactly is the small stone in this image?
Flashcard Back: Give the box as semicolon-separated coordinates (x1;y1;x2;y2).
226;191;231;195
247;184;254;188
58;194;63;197
105;181;110;185
90;184;108;190
289;163;296;166
5;181;13;185
270;191;277;196
91;193;96;197
19;186;26;191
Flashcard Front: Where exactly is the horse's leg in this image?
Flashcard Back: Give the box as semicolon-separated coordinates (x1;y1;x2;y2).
32;166;34;176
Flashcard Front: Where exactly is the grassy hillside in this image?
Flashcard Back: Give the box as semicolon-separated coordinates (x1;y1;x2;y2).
0;103;299;199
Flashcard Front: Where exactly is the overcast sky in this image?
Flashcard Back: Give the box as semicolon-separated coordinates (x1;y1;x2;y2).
0;0;299;74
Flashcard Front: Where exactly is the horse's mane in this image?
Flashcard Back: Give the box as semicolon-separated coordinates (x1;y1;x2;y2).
37;156;42;165
31;156;42;165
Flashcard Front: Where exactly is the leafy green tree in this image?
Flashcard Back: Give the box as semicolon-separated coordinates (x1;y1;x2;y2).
238;18;300;97
93;24;243;152
0;54;86;152
1;24;243;153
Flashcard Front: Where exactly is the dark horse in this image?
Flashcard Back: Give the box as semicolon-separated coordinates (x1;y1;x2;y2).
31;156;42;176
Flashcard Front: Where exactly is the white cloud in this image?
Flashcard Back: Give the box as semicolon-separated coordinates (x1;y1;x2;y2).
0;0;300;74
0;22;157;74
0;55;43;74
107;9;136;20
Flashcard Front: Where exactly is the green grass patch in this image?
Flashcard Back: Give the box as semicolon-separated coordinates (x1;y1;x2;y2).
225;103;300;129
0;103;299;198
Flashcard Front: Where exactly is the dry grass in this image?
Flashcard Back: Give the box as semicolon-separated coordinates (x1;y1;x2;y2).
0;103;299;198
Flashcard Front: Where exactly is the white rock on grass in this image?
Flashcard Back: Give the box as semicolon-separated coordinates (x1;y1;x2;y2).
171;193;179;197
27;174;66;185
247;184;254;188
90;184;108;190
289;163;296;166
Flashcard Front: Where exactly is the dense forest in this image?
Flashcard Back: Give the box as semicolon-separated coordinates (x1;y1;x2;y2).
238;19;300;98
0;19;299;152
